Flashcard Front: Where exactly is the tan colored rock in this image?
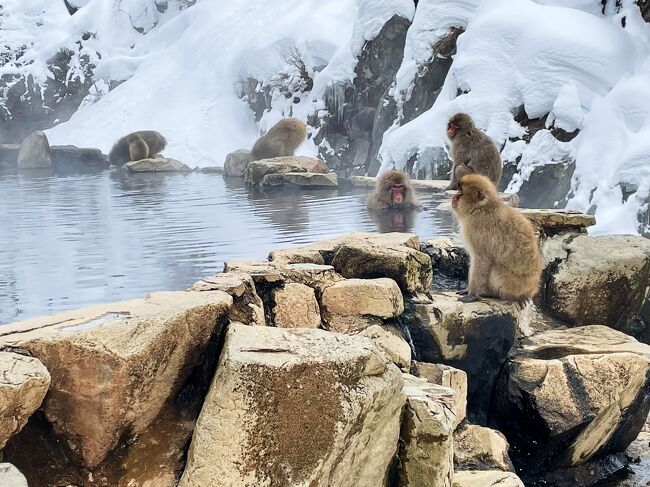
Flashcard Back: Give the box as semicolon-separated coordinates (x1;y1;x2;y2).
261;171;338;188
191;271;265;325
521;208;595;235
124;157;192;172
268;232;421;265
272;283;321;328
0;463;28;487
17;131;51;169
321;278;404;333
409;292;520;422
399;374;456;487
224;260;342;291
179;324;404;487
0;290;232;467
244;156;328;186
494;325;650;468
331;239;432;293
452;470;524;487
415;362;467;428
223;149;252;176
454;424;513;472
543;234;650;330
0;352;50;448
359;325;411;370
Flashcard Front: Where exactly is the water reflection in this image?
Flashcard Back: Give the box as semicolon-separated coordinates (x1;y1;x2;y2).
0;170;456;323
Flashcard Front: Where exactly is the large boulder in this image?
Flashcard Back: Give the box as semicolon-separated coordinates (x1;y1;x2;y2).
414;361;467;429
223;149;252;176
404;292;520;422
179;324;404;487
224;260;342;292
452;471;524;487
191;271;265;325
398;374;456;487
124;157;192;172
0;290;232;467
0;464;27;487
50;145;109;171
17;131;51;169
272;282;322;328
422;237;469;282
244;156;328;186
542;234;650;332
321;278;404;333
494;325;650;474
454;424;514;472
0;352;50;448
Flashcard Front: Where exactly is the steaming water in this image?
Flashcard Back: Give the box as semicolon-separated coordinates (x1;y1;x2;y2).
0;169;455;324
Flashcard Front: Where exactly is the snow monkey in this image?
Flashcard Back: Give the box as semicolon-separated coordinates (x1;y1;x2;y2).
446;113;502;190
452;174;541;303
251;118;307;161
367;170;420;210
108;130;167;167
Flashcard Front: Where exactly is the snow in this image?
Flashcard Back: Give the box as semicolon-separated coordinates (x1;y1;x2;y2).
2;0;650;235
380;0;649;234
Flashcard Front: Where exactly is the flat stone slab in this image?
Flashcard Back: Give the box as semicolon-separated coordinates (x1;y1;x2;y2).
262;171;338;188
0;290;232;467
520;209;595;234
124;157;191;172
345;175;449;192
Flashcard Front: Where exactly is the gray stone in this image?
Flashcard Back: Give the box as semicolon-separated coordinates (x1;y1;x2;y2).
261;171;338;188
50;145;109;170
223;149;252;176
0;464;28;487
0;144;20;167
17;131;51;169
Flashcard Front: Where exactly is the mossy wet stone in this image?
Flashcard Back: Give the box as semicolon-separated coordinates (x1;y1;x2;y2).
179;324;404;487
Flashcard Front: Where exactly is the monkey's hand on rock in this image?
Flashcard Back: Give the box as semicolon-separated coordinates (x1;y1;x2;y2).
458;294;480;303
456;289;468;296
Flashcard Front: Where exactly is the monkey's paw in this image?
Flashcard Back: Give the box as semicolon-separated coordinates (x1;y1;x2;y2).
458;294;479;303
456;289;468;296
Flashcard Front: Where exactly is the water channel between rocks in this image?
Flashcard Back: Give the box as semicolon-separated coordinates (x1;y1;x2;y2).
0;169;456;324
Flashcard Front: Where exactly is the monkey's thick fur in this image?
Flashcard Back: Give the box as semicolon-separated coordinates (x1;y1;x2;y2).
447;113;502;190
367;170;420;209
251;118;307;161
452;174;541;302
108;131;167;167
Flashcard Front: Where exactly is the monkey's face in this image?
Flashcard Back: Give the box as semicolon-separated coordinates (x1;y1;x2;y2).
390;184;405;206
447;121;460;139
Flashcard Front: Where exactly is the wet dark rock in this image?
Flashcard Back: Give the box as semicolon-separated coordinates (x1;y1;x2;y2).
516;160;576;209
0;144;20;167
50;145;109;172
403;292;520;423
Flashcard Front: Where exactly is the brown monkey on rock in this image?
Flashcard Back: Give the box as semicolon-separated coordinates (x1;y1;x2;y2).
108;130;167;167
446;113;502;190
452;173;541;303
251;118;307;161
368;170;421;210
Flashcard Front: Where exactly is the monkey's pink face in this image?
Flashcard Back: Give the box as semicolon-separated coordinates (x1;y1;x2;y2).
447;121;460;139
391;184;405;205
451;184;462;209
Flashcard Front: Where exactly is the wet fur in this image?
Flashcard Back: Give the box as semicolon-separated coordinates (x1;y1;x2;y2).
251;118;307;161
367;170;420;210
453;174;541;302
109;131;167;167
447;113;502;190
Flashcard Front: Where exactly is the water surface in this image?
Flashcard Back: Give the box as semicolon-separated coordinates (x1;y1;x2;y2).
0;169;455;323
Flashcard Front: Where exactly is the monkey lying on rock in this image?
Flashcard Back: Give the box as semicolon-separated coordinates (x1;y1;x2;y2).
367;170;421;210
452;173;541;303
447;113;502;190
108;131;167;167
251;118;307;161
